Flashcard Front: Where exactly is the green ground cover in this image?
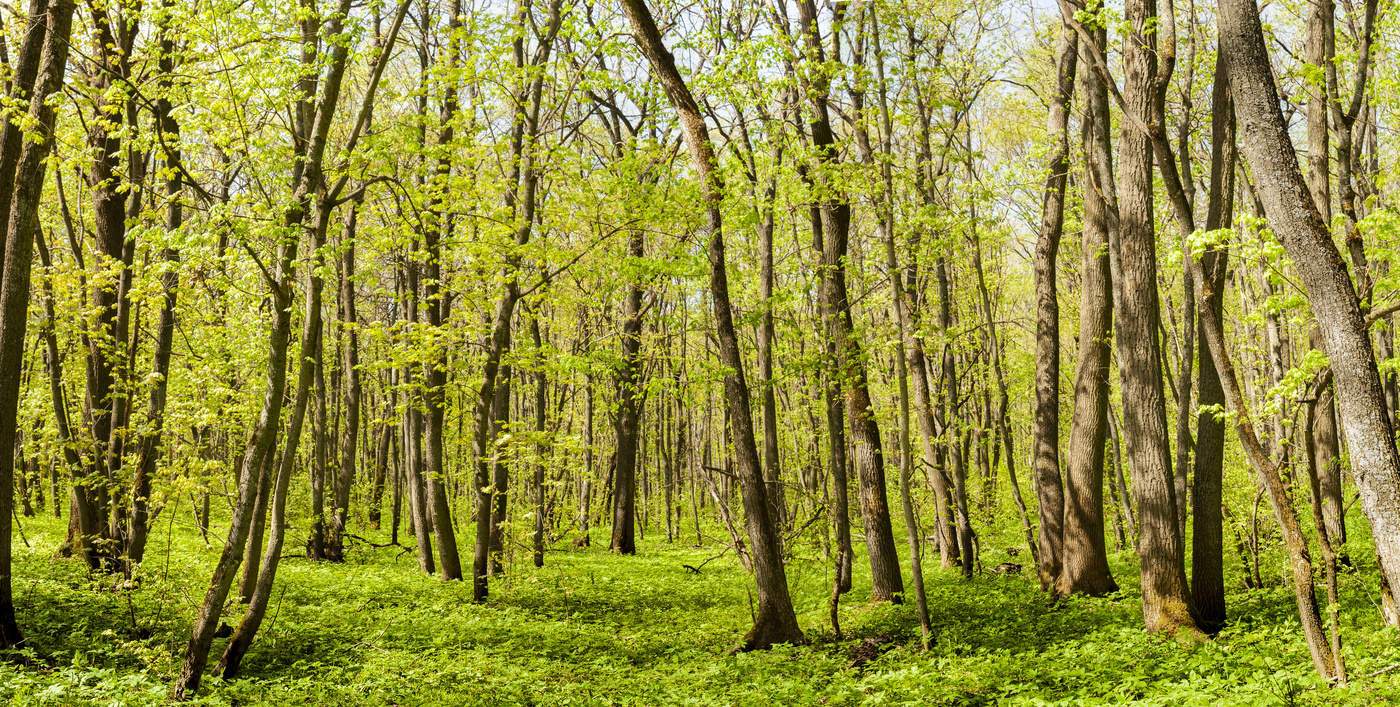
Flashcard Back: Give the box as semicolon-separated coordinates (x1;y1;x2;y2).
1;513;1398;705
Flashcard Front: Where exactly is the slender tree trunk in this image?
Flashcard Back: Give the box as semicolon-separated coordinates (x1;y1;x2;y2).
937;259;975;577
1194;256;1339;682
532;317;548;568
329;202;363;562
1059;28;1116;597
126;5;182;565
619;0;803;648
1033;19;1077;590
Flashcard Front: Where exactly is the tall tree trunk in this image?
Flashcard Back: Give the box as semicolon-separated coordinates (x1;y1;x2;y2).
531;317;548;567
126;2;182;565
420;0;466;581
1033;19;1077;590
1191;51;1235;632
1194;257;1339;682
1059;26;1117;597
0;0;78;649
854;10;929;633
1116;0;1198;635
797;0;904;601
937;259;975;577
218;200;329;679
619;0;803;648
611;228;645;554
1219;0;1400;625
329;202;363;562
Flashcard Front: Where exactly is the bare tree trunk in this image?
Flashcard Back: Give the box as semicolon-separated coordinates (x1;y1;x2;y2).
1059;26;1116;597
1032;19;1077;590
1220;0;1400;624
619;0;803;648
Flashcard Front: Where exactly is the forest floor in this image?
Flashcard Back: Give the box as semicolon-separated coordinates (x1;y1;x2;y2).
2;512;1399;705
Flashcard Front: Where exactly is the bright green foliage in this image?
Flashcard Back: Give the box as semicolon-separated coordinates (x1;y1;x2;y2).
2;514;1397;705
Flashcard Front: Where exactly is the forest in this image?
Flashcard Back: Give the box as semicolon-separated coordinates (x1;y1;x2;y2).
1;0;1400;702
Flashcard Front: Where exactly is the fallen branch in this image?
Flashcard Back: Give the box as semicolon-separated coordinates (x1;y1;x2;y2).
344;533;404;549
681;547;730;574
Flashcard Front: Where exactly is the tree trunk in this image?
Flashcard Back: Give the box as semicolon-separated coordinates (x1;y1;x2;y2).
795;0;903;602
0;0;78;649
329;202;363;562
1116;0;1197;635
1059;26;1117;597
1191;51;1236;632
1033;19;1077;590
1220;0;1400;622
611;228;646;554
619;0;803;648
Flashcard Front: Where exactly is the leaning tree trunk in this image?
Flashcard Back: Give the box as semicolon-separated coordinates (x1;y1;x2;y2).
1219;0;1400;622
619;0;803;649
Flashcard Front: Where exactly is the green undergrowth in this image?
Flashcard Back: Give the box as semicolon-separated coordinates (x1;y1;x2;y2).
1;513;1398;705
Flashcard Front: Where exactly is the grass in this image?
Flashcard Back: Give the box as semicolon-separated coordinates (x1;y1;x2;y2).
1;507;1399;705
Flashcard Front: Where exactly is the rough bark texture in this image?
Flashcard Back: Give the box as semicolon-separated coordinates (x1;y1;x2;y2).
1117;0;1197;635
1033;20;1077;591
1220;0;1400;615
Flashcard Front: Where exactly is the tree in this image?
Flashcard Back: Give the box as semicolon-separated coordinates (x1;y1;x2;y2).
618;0;804;649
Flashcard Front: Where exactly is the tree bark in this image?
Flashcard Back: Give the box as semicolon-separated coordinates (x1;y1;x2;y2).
1219;0;1400;622
1033;19;1077;591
